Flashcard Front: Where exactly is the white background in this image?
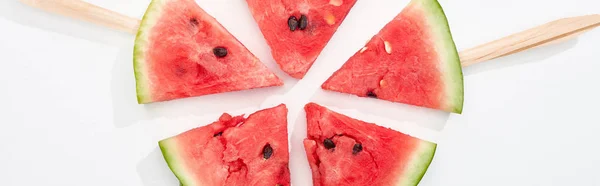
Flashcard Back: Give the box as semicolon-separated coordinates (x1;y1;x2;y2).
1;0;599;185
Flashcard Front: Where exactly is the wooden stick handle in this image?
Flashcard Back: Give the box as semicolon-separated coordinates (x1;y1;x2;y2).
19;0;599;67
460;14;600;67
19;0;140;34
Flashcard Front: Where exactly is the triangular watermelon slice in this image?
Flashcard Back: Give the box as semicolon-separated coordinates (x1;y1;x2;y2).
321;0;464;113
303;103;437;186
245;0;358;79
134;0;283;104
159;104;290;186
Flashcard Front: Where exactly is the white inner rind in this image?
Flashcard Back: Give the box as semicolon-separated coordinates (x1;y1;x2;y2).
411;0;465;114
395;141;437;186
133;0;169;104
159;138;200;186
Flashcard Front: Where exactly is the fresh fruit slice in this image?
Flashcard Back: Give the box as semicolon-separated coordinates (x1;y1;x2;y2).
321;0;464;113
245;0;358;78
134;0;283;104
303;103;437;186
159;104;290;186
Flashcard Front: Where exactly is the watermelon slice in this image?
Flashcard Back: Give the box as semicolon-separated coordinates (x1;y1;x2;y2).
245;0;357;79
303;103;437;186
159;104;290;186
321;0;464;113
134;0;283;104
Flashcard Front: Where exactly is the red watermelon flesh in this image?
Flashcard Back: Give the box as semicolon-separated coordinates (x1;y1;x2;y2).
245;0;357;79
321;0;464;113
134;0;283;104
304;103;437;186
159;104;290;186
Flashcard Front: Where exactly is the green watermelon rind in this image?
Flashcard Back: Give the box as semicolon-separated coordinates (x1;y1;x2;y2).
398;141;437;186
133;0;166;104
414;0;465;114
158;137;195;186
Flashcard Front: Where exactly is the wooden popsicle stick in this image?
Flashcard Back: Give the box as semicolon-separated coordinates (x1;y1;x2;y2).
20;0;600;67
19;0;140;34
460;14;600;67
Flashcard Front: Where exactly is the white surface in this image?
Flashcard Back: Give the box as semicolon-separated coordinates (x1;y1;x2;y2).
1;0;599;185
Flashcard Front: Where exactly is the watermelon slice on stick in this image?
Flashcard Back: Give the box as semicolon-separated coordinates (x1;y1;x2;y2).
20;0;600;105
322;0;464;113
159;104;290;186
132;0;283;104
245;0;358;79
304;103;437;186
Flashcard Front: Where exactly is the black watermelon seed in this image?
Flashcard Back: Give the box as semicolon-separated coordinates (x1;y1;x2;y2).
323;138;336;149
276;184;283;186
213;132;223;137
213;47;228;58
263;144;274;159
190;18;199;26
352;143;363;155
299;15;308;30
366;91;377;98
288;16;299;31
